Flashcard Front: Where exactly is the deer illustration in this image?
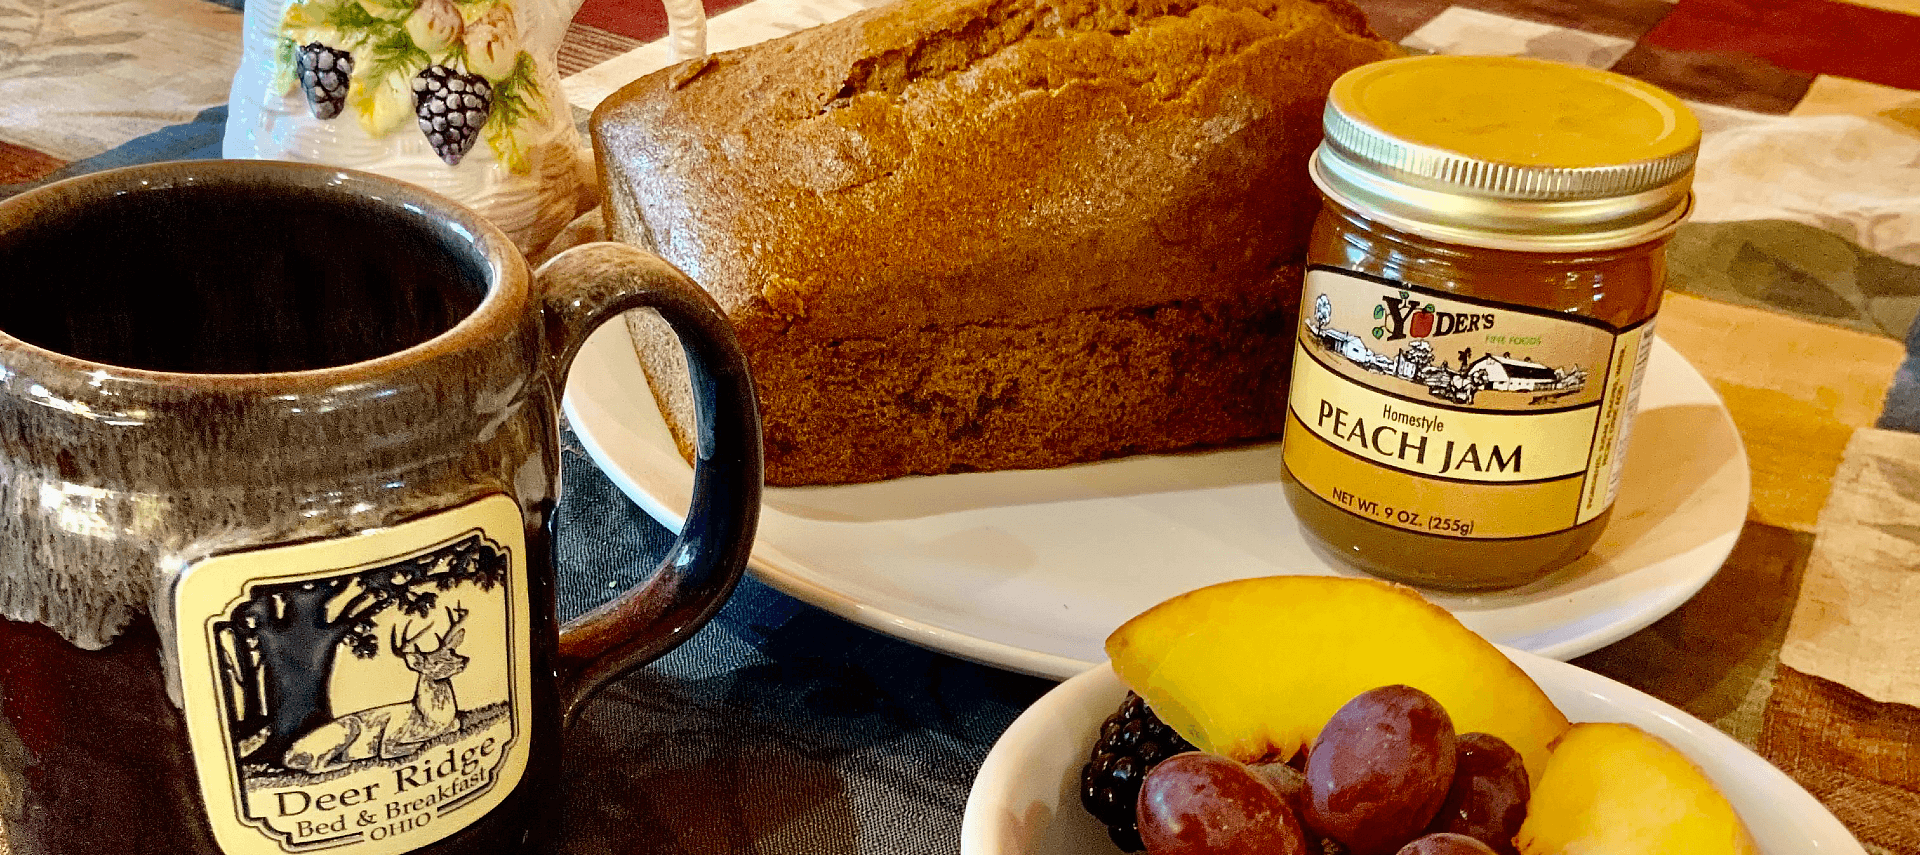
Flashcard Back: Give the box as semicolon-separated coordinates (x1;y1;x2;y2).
282;605;470;774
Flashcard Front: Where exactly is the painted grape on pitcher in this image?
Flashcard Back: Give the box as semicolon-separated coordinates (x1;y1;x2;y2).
273;0;545;169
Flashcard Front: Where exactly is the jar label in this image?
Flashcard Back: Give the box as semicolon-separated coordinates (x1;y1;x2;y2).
1282;266;1652;539
172;494;532;855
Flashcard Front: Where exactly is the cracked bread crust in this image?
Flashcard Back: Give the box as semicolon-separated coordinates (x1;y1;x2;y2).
594;0;1397;484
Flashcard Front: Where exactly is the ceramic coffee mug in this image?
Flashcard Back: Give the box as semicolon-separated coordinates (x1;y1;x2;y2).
0;161;762;855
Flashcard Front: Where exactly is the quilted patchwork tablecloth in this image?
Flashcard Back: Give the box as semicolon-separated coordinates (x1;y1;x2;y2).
5;0;1920;851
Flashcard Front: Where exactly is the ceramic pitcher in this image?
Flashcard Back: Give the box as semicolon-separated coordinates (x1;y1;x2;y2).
222;0;707;254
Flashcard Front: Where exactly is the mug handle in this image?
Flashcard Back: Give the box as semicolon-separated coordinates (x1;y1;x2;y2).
533;242;763;723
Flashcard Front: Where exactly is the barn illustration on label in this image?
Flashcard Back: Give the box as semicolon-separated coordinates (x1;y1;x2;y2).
1308;293;1589;406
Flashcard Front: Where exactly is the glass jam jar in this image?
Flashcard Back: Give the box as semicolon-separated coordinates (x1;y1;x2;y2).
1279;55;1701;590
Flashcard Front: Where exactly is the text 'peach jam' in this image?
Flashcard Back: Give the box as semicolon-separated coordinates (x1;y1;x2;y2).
1280;55;1701;590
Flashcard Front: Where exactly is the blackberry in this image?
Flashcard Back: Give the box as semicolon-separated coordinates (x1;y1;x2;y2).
295;42;353;120
1081;692;1196;851
413;65;493;165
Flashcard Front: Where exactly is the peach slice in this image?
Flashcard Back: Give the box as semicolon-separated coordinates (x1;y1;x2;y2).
1105;576;1569;785
1515;722;1759;855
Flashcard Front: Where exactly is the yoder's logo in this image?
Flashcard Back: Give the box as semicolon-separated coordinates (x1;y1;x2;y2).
1308;292;1588;407
1372;290;1496;341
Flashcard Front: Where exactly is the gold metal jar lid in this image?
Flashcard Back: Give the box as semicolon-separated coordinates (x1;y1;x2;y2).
1311;55;1702;252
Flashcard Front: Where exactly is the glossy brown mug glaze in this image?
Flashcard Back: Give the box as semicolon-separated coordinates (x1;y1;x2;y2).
0;161;762;855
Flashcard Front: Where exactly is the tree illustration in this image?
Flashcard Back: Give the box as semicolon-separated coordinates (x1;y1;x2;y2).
1402;340;1434;372
212;532;507;768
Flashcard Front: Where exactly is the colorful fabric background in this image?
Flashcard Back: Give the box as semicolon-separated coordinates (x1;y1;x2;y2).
4;0;1920;852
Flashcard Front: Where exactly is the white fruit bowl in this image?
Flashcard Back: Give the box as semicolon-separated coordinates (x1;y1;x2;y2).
960;651;1863;855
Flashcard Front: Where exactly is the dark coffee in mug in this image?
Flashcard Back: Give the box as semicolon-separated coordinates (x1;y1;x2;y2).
0;162;763;855
0;181;487;374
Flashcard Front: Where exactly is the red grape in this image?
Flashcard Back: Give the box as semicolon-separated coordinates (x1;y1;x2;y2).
1137;752;1311;855
1397;832;1498;855
1303;685;1458;855
1425;732;1529;855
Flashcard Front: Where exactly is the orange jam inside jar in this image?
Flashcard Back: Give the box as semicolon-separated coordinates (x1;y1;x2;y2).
1279;55;1702;590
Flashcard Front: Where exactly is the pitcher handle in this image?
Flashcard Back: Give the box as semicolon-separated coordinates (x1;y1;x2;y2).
661;0;708;61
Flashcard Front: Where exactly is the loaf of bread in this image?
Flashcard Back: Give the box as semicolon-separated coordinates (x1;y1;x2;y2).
593;0;1397;485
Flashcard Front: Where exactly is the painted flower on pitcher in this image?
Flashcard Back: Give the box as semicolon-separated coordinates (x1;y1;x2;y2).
354;68;422;137
402;0;462;55
270;0;547;172
462;2;521;83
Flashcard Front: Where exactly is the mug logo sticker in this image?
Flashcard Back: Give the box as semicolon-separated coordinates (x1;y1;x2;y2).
175;495;532;855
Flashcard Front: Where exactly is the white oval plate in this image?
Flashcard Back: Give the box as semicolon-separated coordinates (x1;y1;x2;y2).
959;656;1863;855
564;326;1748;679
